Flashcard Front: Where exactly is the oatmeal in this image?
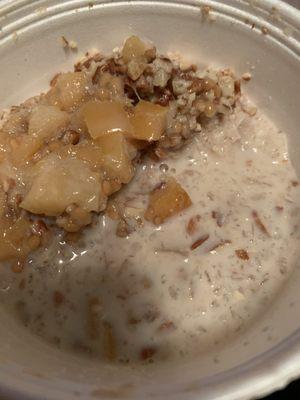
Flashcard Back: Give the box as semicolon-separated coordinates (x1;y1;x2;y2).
0;36;238;261
0;37;299;364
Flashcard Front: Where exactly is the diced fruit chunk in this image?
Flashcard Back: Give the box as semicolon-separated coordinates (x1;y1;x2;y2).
122;36;146;64
9;135;42;167
46;72;90;111
1;108;29;136
145;177;192;224
96;72;125;101
20;155;104;216
28;105;69;140
97;133;134;184
130;100;168;141
0;217;40;261
58;141;103;170
83;100;134;139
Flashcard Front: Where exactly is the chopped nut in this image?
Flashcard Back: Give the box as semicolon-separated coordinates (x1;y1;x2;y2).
212;210;226;227
11;259;25;274
103;322;116;361
140;346;157;361
31;220;48;236
242;72;252;81
209;240;232;252
87;297;102;340
19;278;26;290
191;234;210;250
53;290;65;306
235;249;250;260
186;215;201;235
61;36;77;50
62;130;80;145
158;321;176;332
252;210;271;237
241;101;257;116
201;5;212;18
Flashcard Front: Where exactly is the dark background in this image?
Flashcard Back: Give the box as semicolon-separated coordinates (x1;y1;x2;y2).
264;379;298;399
262;2;299;399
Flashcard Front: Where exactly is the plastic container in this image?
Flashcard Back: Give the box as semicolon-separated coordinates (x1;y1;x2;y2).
0;1;299;399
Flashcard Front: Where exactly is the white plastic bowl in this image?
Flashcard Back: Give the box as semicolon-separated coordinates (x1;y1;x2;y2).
0;1;299;399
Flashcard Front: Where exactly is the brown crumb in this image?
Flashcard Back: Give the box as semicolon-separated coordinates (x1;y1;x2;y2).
140;346;157;360
64;232;81;243
11;259;24;274
242;72;252;81
142;276;152;289
31;220;48;236
50;73;61;87
235;249;250;260
234;80;241;95
158;321;176;332
212;210;226;227
62;130;80;145
252;210;271;237
261;26;268;35
103;322;116;361
61;36;78;50
275;206;284;212
53;290;65;307
191;234;210;250
291;180;299;187
209;240;232;252
241;102;257;117
186;214;201;235
201;5;211;17
200;5;216;22
19;278;26;290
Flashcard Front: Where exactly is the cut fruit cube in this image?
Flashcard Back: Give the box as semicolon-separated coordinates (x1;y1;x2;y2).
1;108;29;136
130;100;168;141
28;105;69;140
97;133;134;184
57;140;104;171
96;72;125;101
46;72;90;111
0;217;40;261
9;135;42;167
83;100;134;139
20;154;104;216
145;177;192;224
122;36;146;64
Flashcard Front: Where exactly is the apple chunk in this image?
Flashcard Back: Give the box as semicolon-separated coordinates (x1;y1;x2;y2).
97;133;134;184
28;105;69;140
130;100;168;141
46;72;90;111
83;100;133;139
145;178;192;225
0;217;40;262
20;154;104;216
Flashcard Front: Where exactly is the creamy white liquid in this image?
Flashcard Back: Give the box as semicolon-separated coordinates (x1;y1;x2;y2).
1;100;299;363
